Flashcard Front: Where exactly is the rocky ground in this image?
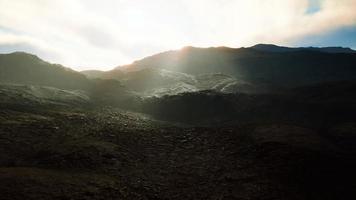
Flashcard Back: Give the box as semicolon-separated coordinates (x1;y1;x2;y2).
1;105;356;200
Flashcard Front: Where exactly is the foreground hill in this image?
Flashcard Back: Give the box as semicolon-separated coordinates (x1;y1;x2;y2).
139;81;356;126
0;52;91;90
1;80;356;199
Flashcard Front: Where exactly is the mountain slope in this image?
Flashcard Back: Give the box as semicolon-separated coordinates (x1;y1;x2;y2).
87;67;257;96
99;45;356;92
0;84;90;109
0;52;91;90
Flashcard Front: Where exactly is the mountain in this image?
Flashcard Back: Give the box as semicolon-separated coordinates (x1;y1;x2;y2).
93;45;356;95
0;52;136;108
251;44;356;53
0;52;91;90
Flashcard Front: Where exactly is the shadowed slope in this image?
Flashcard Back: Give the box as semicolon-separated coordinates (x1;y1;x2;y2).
0;52;91;90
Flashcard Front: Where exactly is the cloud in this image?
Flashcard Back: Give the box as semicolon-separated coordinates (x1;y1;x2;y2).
0;0;355;70
179;0;356;46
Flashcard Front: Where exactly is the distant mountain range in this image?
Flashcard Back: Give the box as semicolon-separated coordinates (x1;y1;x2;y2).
1;44;356;97
251;44;356;53
1;44;356;122
81;44;356;95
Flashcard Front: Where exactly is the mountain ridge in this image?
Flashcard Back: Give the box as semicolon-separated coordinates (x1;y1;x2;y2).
251;43;356;53
91;44;356;95
2;44;356;97
0;52;91;90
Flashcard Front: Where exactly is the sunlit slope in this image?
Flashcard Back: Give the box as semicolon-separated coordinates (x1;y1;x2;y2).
103;45;356;90
84;67;256;96
0;84;90;108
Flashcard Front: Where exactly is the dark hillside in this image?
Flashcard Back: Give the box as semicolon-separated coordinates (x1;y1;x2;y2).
0;52;91;90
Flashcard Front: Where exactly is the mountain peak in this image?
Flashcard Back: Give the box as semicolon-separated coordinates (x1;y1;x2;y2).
250;43;356;54
251;44;281;48
250;44;293;53
8;51;39;57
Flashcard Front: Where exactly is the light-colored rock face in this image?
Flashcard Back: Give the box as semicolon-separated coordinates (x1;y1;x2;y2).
117;68;252;97
0;84;90;107
84;65;257;97
158;69;198;85
145;82;199;97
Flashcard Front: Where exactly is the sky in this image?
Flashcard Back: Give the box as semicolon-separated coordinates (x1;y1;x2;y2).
0;0;356;71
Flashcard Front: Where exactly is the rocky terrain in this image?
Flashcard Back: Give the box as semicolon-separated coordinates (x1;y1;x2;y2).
1;81;356;200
